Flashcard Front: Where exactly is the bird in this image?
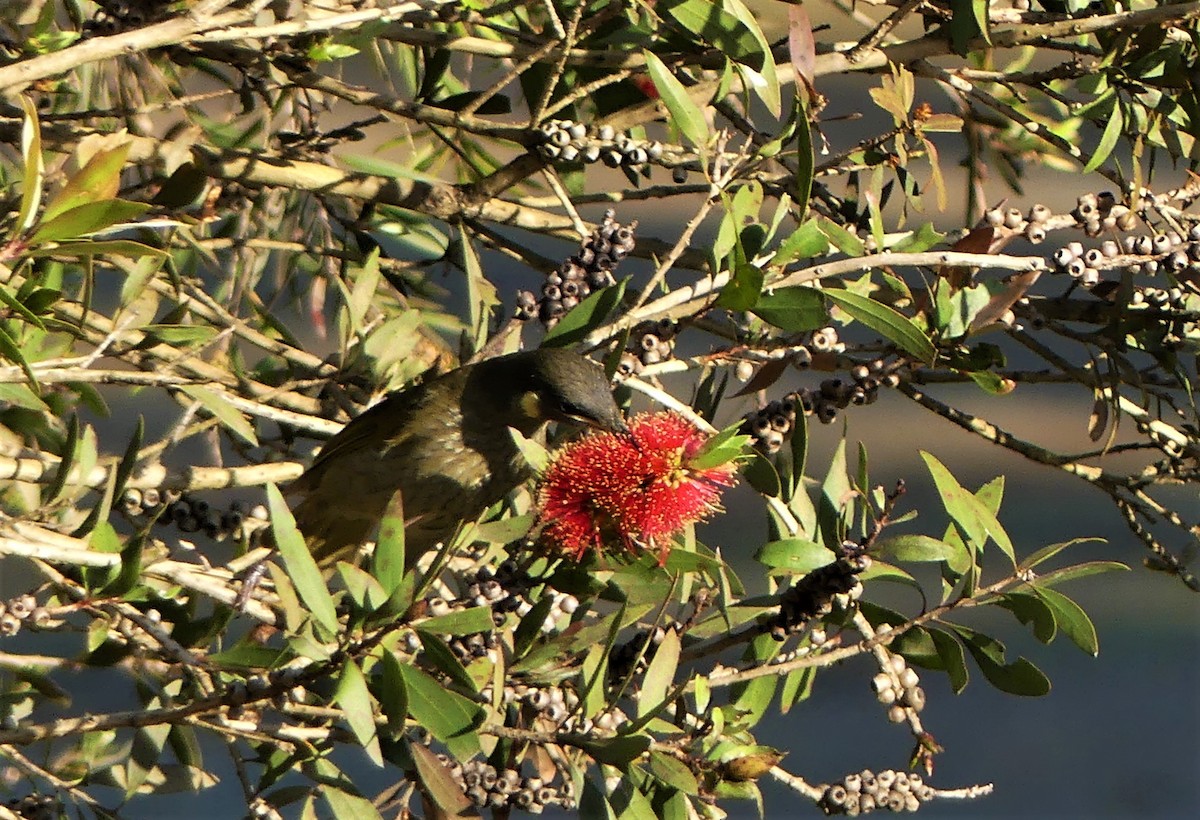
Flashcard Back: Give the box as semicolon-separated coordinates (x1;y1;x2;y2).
287;348;627;569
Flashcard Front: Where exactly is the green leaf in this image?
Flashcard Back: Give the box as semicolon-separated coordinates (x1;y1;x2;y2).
580;777;618;820
1033;560;1128;586
46;413;80;504
824;289;936;364
929;628;969;694
574;734;652;767
690;420;749;471
647;750;700;796
754;539;835;573
397;664;483;760
142;324;220;347
818;218;865;256
266;484;339;636
793;98;814;220
323;786;384;820
643;50;709;148
1083;99;1124;173
179;385;258;446
890;222;945;253
818;438;852;549
750;286;827;332
334;660;383;766
661;0;763;70
372;491;405;597
716;263;764;311
997;592;1057;644
376;650;408;734
639;627;680;718
110;417;143;511
953;625;1051;696
208;644;294;670
770;220;828;266
0;325;40;392
611;772;661;820
42;144;131;224
1019;537;1105;572
875;534;964;563
1031;585;1099;656
0;283;47;331
15;97;44;237
920;452;1014;564
29;199;151;244
26;239;169;262
416;630;477;692
544;280;627;346
417;606;494;637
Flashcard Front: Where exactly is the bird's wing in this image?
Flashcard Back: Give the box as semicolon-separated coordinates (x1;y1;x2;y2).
288;388;424;494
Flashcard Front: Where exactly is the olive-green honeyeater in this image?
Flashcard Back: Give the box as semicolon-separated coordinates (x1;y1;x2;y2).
288;349;626;567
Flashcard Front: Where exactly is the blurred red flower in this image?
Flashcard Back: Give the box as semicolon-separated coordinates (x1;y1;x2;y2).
537;411;737;562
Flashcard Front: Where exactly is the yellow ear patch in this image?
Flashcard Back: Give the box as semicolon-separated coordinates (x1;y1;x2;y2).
518;390;543;420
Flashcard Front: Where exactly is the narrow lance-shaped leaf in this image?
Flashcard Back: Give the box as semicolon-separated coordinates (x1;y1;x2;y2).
824;289;936;364
0;325;40;393
543;279;627;346
266;484;339;636
639;625;680;718
334;660;383;766
920;452;1015;565
29;200;152;244
1083;99;1124;174
409;742;474;817
643;50;709;148
397;664;483;760
15;96;43;237
179;385;258;446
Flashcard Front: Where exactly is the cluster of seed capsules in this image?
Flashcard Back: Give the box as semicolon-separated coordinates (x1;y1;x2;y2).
772;552;869;640
515;210;636;328
871;646;927;721
533;119;665;173
987;192;1140;244
86;0;167;34
121;488;268;542
0;593;46;638
4;794;62;820
477;680;629;735
403;562;581;660
438;756;577;813
819;769;935;816
742;350;903;455
1054;230;1198;310
616;318;680;377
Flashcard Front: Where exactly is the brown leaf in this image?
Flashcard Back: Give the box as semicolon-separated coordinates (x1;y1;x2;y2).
940;226;997;287
788;5;816;89
969;270;1041;333
732;356;790;397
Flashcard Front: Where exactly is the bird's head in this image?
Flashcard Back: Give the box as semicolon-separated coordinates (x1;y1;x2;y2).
484;348;627;435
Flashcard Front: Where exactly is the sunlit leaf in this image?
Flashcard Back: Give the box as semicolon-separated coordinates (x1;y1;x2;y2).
42;143;131;224
643;50;709;148
266;484;339;636
824;289;936;364
334;660;383;766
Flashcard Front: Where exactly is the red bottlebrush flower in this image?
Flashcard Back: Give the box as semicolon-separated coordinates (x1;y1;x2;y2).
537;411;738;562
631;75;660;100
